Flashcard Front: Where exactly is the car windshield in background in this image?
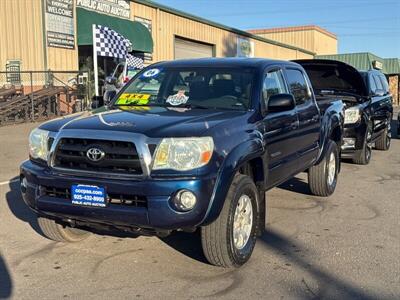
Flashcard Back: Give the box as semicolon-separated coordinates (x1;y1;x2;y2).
113;67;255;110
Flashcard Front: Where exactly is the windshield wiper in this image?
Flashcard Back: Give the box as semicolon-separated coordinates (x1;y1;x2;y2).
180;103;210;109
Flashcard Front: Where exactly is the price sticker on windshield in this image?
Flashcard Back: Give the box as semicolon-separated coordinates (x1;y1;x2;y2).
166;90;189;106
116;93;150;105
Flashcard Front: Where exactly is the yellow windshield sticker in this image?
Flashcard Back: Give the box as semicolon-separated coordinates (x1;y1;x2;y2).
118;106;151;111
116;93;150;105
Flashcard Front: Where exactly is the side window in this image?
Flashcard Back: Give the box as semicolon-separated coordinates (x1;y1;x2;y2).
368;74;377;93
373;75;383;91
263;69;287;103
285;69;311;105
379;75;389;93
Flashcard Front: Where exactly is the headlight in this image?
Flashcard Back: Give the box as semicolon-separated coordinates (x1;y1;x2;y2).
153;137;214;171
29;128;49;161
344;108;361;124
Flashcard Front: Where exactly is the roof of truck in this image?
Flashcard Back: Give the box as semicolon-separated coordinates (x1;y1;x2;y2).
150;57;300;69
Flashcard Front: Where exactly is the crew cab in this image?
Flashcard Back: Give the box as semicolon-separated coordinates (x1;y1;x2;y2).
20;58;344;268
296;60;393;165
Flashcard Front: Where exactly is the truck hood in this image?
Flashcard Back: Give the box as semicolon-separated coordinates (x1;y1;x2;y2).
39;106;249;138
294;59;368;97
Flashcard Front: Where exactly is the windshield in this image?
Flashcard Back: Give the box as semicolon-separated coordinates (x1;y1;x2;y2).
113;67;255;110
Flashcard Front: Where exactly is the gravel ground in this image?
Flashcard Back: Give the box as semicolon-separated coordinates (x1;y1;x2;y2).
0;113;399;300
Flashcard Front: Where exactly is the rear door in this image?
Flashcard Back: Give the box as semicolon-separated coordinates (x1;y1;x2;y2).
369;73;392;138
262;67;300;188
284;67;320;170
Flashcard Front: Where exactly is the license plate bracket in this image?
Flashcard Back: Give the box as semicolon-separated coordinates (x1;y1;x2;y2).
71;185;107;208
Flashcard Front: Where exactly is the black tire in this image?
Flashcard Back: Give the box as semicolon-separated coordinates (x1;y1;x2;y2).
308;140;339;197
375;123;391;151
38;217;89;242
353;131;372;165
201;174;259;268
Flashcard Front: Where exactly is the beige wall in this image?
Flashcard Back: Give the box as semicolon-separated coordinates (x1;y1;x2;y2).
0;0;45;71
250;27;337;55
0;0;78;72
0;0;314;74
388;75;399;105
314;30;337;55
130;1;314;62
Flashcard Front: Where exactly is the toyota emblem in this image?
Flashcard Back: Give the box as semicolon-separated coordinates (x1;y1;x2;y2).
86;147;105;162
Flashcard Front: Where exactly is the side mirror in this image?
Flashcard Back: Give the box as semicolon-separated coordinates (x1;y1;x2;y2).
373;89;385;97
105;76;117;85
267;94;295;112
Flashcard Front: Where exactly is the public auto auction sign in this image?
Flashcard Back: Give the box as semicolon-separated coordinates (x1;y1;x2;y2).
76;0;131;19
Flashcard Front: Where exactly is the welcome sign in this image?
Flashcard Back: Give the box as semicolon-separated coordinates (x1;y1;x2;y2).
46;0;75;49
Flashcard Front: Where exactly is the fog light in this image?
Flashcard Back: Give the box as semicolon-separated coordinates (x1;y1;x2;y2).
343;138;356;147
172;190;197;212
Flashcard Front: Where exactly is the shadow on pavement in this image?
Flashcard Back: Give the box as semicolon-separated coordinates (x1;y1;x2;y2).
160;230;208;264
0;255;12;299
277;176;312;195
259;229;377;299
5;177;45;237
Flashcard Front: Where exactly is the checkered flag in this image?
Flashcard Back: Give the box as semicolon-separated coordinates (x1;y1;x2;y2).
126;54;144;69
94;25;127;59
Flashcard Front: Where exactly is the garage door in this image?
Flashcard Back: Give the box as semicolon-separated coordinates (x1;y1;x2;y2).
174;37;214;59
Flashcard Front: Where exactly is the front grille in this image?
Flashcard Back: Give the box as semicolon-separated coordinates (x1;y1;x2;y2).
53;138;142;175
40;185;147;208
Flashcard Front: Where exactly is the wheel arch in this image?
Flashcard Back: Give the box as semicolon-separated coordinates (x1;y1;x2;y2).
200;139;265;227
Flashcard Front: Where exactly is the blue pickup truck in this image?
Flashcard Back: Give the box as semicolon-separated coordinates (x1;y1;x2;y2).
21;58;345;267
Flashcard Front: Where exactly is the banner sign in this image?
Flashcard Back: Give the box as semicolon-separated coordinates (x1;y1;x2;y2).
46;0;75;49
76;0;131;19
237;37;254;58
134;16;153;61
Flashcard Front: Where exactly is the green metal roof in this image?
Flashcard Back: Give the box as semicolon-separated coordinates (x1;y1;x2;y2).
76;8;153;53
316;52;400;75
133;0;315;56
383;58;400;75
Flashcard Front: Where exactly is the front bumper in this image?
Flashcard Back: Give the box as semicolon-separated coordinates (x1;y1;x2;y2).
20;160;216;231
341;123;366;157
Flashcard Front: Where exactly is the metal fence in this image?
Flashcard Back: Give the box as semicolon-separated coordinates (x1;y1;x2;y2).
0;70;92;126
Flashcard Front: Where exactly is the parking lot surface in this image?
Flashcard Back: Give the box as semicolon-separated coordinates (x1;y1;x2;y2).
0;116;399;300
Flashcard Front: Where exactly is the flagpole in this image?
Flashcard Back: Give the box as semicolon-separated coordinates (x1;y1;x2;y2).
92;24;99;97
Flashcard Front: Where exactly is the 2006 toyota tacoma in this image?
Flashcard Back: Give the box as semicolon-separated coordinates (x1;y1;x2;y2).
20;58;345;268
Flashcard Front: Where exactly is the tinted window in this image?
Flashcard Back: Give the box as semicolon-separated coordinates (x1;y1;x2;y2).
378;75;389;93
285;69;311;105
263;69;287;103
373;75;383;91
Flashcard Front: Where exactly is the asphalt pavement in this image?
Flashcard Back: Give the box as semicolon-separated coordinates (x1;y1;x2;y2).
0;116;399;299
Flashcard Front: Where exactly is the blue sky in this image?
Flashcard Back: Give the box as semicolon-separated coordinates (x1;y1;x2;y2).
153;0;400;58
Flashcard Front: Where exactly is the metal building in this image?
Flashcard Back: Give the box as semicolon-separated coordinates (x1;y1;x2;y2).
0;0;320;75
